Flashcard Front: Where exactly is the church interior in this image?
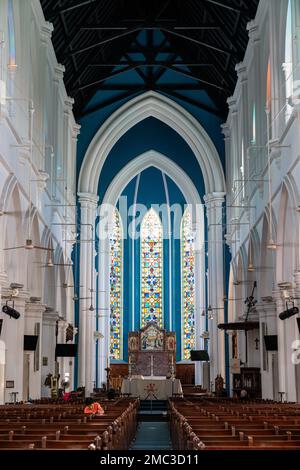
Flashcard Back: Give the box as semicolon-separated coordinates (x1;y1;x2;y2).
1;0;300;453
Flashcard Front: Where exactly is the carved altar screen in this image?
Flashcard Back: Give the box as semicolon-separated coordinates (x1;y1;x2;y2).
129;323;176;377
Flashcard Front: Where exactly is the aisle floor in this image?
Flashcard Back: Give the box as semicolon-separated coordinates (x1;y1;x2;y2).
130;421;173;450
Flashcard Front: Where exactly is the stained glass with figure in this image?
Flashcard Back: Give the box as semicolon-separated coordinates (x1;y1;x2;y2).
141;209;163;327
109;209;123;359
181;208;195;360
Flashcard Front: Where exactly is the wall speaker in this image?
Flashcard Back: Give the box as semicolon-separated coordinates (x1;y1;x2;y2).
190;350;210;361
55;344;77;357
279;306;299;320
24;335;38;351
264;335;278;351
2;304;20;319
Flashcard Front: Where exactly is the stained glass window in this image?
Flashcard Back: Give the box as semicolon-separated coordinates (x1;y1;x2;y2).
7;0;16;66
181;208;195;360
109;208;123;360
141;209;163;327
285;0;293;121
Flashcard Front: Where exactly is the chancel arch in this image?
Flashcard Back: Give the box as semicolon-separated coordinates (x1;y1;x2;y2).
96;151;206;388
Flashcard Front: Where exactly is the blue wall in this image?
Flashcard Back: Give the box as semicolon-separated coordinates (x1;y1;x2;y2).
107;167;188;363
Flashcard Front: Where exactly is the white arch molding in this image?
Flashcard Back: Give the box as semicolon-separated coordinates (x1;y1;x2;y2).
78;91;225;196
78;92;226;393
96;151;206;386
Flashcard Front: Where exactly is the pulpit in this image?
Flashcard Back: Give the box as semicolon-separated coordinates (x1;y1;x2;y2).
128;322;176;377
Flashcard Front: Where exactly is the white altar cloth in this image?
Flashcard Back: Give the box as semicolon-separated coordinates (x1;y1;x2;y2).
121;376;183;400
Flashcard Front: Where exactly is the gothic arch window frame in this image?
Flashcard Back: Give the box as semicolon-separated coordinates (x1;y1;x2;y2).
109;207;123;360
284;0;293;122
181;207;195;361
7;0;16;67
140;208;164;328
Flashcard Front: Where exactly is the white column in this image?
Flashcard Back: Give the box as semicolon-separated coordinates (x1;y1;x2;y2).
268;2;282;137
247;21;263;166
24;300;46;399
41;309;59;398
1;287;29;402
221;124;231;225
0;272;8;404
193;217;205;385
40;21;54;170
98;221;111;388
273;288;287;399
226;97;238;218
78;192;98;395
52;64;65;200
204;192;226;386
235;62;249;203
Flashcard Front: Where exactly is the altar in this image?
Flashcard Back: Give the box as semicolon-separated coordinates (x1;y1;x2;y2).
128;322;176;376
121;323;182;399
121;376;182;400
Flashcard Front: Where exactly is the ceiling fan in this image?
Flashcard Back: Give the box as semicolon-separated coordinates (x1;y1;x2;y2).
4;238;54;252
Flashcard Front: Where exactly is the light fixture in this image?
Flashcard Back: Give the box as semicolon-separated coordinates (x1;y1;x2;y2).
296;205;300;213
267;239;277;250
207;305;212;312
248;262;255;272
201;310;206;316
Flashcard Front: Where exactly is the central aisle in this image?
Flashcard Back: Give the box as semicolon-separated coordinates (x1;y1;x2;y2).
130;422;173;450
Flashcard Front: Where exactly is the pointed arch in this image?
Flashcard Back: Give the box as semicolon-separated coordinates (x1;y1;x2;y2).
181;207;195;361
140;208;163;328
109;208;123;360
78;91;225;197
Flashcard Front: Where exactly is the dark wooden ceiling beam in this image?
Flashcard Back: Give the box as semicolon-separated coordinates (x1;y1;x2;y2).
202;0;251;16
49;0;99;20
161;28;234;57
66;27;142;57
76;89;145;118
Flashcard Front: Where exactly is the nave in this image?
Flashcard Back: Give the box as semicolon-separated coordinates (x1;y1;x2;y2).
1;0;300;456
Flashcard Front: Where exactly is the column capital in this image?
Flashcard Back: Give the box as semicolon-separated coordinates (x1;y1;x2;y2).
247;20;260;43
64;96;74;115
40;21;54;45
25;301;47;317
235;62;248;82
53;64;65;84
72;123;81;139
221;123;230;139
204;192;226;207
78;192;99;207
227;96;237;114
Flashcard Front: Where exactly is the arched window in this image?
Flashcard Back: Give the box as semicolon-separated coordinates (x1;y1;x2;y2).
140;208;163;327
240;138;245;200
181;208;195;360
251;104;256;144
266;59;272;138
284;0;293;121
7;0;16;66
266;59;271;112
109;208;123;360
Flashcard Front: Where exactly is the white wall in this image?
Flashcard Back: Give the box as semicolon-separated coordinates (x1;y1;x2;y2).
0;0;78;403
224;0;300;401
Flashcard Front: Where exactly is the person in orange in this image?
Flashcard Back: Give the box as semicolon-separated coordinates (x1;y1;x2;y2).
84;397;104;415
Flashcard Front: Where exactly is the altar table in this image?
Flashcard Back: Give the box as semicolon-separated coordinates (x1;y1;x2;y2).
121;377;183;400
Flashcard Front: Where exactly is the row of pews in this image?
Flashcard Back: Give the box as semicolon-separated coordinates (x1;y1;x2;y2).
169;398;300;450
0;398;139;450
